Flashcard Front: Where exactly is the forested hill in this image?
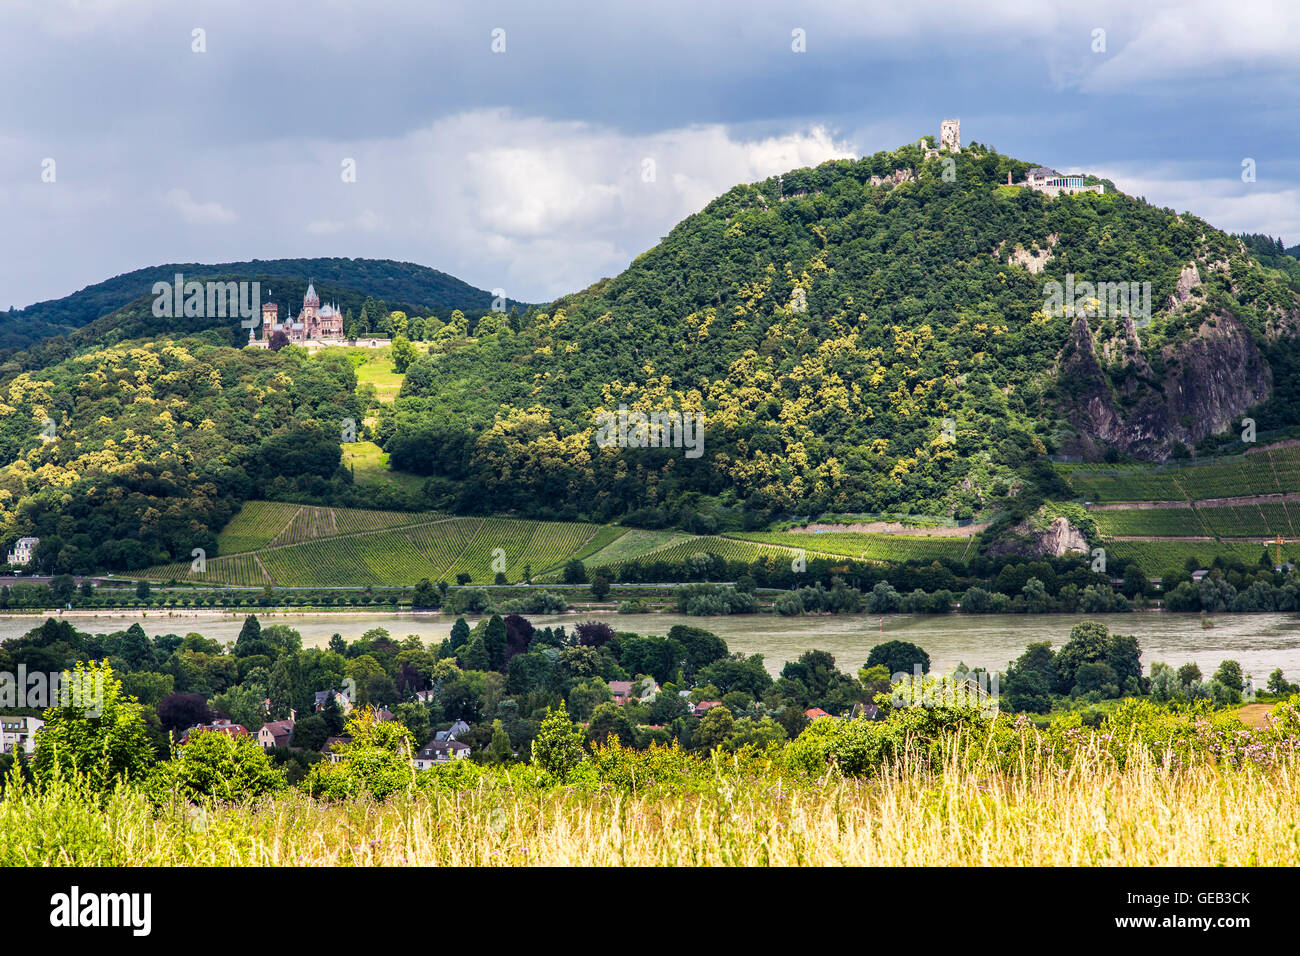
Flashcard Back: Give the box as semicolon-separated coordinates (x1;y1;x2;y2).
0;257;507;351
382;137;1300;529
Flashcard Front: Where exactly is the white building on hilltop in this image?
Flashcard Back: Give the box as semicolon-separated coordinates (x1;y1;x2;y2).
1020;166;1105;196
6;537;38;567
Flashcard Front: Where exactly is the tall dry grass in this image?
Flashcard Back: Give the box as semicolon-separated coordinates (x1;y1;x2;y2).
4;737;1298;866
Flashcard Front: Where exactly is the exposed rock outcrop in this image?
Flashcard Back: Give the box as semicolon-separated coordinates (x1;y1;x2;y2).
1168;262;1203;309
1006;233;1060;275
1058;311;1272;461
987;516;1089;558
869;168;915;188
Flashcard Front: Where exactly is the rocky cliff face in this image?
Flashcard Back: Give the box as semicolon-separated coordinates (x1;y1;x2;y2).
987;516;1090;558
1058;311;1273;461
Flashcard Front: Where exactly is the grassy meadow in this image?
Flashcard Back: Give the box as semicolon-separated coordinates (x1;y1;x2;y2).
6;732;1299;867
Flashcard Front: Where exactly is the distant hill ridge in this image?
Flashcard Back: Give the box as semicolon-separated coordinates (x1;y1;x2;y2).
0;257;514;351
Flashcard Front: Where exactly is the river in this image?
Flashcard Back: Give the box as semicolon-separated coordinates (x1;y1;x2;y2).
5;609;1300;683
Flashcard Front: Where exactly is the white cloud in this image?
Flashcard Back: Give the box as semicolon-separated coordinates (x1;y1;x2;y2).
1078;1;1300;93
165;188;237;225
1095;160;1300;244
3;1;1299;307
171;110;856;302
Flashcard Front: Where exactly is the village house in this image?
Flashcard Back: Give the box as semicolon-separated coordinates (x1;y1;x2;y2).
434;719;471;741
6;537;38;567
414;738;471;770
258;719;295;749
805;707;833;721
609;678;659;705
0;715;43;755
693;700;722;717
314;688;354;715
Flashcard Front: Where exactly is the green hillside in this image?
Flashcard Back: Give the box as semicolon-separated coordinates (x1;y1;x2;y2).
7;139;1300;576
380;138;1300;531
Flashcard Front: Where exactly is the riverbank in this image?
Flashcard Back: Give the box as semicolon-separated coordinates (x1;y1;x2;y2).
5;610;1299;679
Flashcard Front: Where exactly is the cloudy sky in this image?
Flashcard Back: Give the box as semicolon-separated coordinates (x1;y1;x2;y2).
2;0;1299;309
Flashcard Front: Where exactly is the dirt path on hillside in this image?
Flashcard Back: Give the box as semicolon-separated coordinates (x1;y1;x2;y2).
788;521;986;537
1089;492;1300;511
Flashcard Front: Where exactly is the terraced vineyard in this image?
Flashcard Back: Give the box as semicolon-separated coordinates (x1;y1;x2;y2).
1197;502;1299;538
1093;501;1300;540
143;503;612;586
260;529;438;587
636;536;797;566
733;531;975;563
214;502;302;554
440;517;604;583
1063;443;1300;503
581;530;694;568
1103;539;1279;572
216;501;443;553
405;518;480;571
143;501;1006;588
566;526;630;564
1093;508;1205;537
142;553;272;587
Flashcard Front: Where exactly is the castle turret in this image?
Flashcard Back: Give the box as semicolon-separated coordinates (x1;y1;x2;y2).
261;302;278;339
940;119;961;153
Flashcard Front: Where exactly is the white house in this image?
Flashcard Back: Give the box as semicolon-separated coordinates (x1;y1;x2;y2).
1;715;44;755
414;738;470;769
6;537;38;567
1021;167;1104;196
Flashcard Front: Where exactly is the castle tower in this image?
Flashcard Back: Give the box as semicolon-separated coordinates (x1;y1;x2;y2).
300;282;319;337
261;302;278;339
940;119;961;153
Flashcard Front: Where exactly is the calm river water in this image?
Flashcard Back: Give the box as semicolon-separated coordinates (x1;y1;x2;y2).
5;610;1300;682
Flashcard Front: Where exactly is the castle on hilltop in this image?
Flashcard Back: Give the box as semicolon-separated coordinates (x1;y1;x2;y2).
940;119;960;153
932;120;1104;196
255;283;345;344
